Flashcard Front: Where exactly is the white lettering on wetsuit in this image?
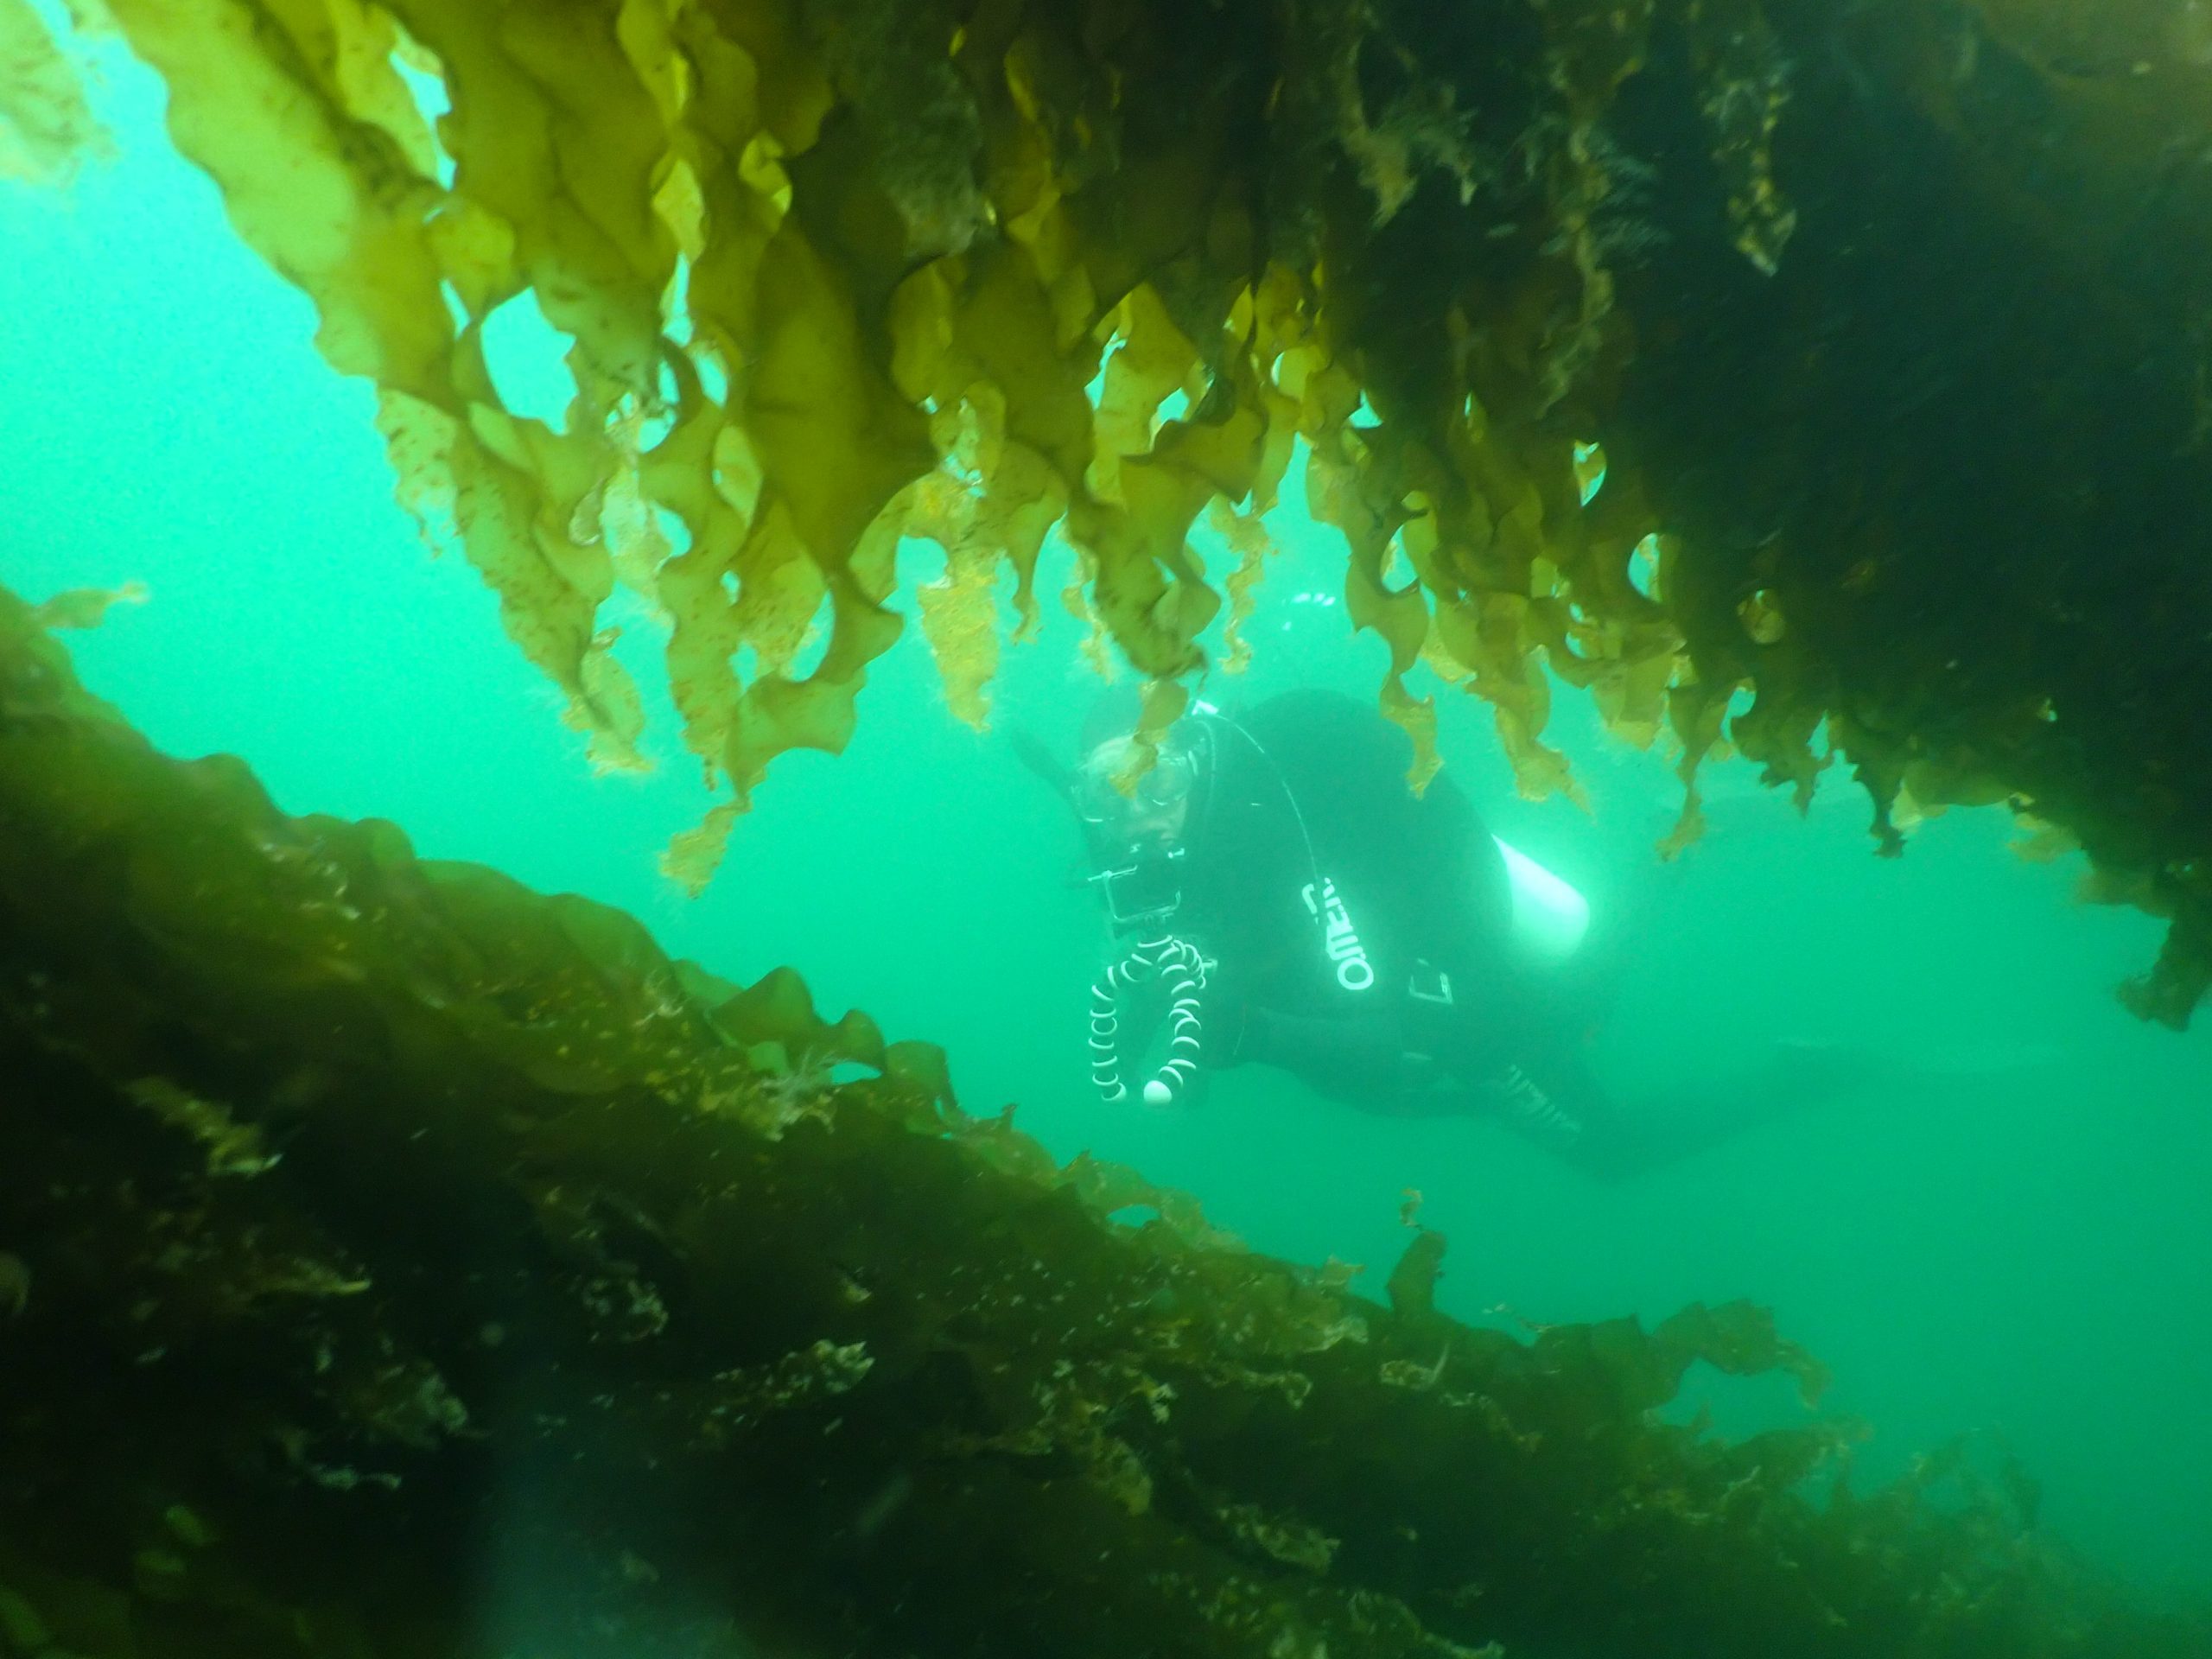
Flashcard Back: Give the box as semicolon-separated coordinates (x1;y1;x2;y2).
1300;879;1376;992
1494;1065;1584;1143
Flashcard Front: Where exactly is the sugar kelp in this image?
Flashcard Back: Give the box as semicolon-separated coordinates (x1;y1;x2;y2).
3;586;2206;1656
9;0;2208;1020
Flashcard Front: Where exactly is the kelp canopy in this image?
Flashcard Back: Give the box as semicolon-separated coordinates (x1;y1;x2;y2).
5;0;2209;1024
4;580;2209;1658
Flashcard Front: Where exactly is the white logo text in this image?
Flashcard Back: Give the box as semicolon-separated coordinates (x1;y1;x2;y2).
1301;879;1376;992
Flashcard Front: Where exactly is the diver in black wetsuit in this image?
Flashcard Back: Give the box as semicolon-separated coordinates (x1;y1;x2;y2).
1031;688;1866;1181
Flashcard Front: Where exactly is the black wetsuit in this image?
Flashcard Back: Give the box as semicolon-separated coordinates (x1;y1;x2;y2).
1144;690;1840;1179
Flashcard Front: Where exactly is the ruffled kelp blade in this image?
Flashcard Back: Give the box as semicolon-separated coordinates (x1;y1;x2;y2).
14;0;2209;1022
3;582;2207;1654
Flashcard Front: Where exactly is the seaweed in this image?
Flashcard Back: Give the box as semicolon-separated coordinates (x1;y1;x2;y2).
0;0;105;184
3;583;2207;1656
17;0;2210;1020
1601;0;2212;1026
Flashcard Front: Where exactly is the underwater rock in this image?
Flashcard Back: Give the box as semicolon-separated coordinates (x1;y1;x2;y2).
3;585;2209;1654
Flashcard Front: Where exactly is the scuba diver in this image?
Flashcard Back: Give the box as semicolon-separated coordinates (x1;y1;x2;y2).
1020;687;1872;1181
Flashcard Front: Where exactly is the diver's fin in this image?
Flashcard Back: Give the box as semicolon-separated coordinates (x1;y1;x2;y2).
1893;1040;2069;1084
1754;1036;2065;1105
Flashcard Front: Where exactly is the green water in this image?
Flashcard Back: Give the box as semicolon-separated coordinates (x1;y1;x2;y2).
5;32;2209;1606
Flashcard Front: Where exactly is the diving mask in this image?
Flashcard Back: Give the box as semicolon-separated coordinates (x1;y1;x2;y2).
1075;729;1205;931
1074;741;1198;828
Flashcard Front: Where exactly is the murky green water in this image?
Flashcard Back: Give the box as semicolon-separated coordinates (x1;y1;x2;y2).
5;29;2208;1607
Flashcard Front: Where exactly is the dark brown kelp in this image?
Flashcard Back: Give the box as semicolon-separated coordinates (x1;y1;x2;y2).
3;591;2204;1656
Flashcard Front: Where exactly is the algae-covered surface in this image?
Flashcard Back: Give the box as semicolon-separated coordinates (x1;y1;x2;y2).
7;0;2209;1020
3;581;2209;1656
